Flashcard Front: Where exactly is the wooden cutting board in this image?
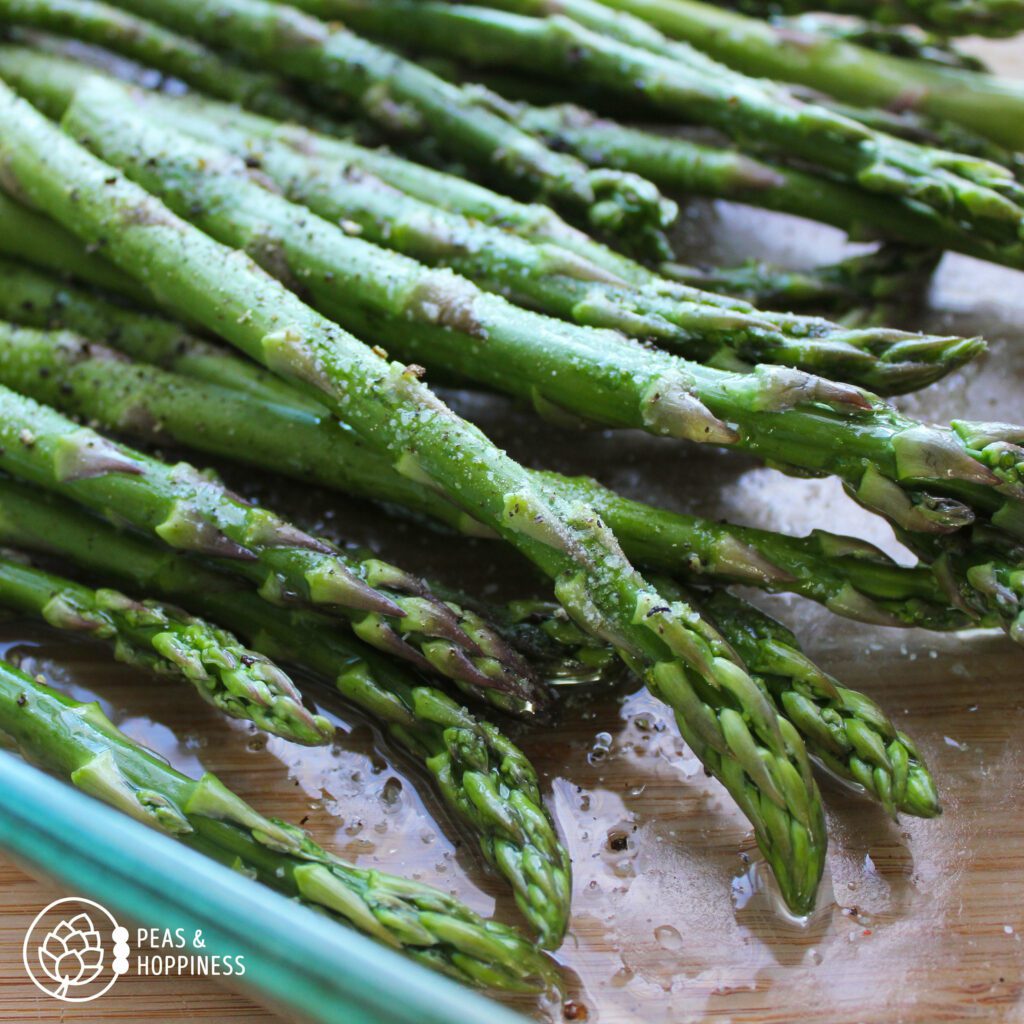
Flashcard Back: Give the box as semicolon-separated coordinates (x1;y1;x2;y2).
0;38;1022;1024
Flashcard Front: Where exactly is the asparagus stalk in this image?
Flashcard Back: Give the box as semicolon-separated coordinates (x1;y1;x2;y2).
0;651;557;987
0;310;969;633
775;18;988;71
0;79;829;914
78;83;976;392
0;381;541;706
0;549;332;744
501;99;1009;268
0;258;325;412
660;245;941;320
590;0;1024;141
0;41;828;301
0;479;572;948
0;190;147;300
324;0;1024;262
691;588;938;818
497;585;940;817
103;0;678;258
0;42;647;292
0;0;348;129
701;0;1024;39
817;99;1024;181
1;48;977;393
58;77;1024;632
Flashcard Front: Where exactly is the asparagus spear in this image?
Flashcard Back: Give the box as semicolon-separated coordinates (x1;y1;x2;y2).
500;99;1010;268
0;0;348;129
0;80;829;914
589;0;1024;142
0;549;332;744
0;316;958;816
0;41;828;301
496;585;940;817
0;190;147;300
103;0;678;258
0;258;326;412
0;42;645;292
691;588;939;818
699;0;1024;39
323;0;1024;262
0;479;571;947
0;313;968;632
0;651;557;987
0;50;975;392
58;79;1024;607
94;86;976;391
0;379;540;705
660;245;941;321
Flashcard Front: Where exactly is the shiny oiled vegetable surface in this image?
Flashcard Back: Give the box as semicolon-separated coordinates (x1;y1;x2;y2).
0;47;1023;1023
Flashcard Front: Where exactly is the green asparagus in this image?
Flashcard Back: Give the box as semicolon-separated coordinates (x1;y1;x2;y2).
703;0;1024;38
88;90;981;389
0;50;979;392
0;40;853;303
0;651;557;987
56;77;1024;648
500;585;941;818
0;0;348;128
0;79;830;915
0;190;147;300
322;0;1024;262
589;0;1024;138
0;308;969;633
660;246;942;321
105;0;678;258
0;477;572;947
692;588;939;818
0;259;325;412
0;550;332;744
0;382;542;705
501;100;1009;267
0;41;638;289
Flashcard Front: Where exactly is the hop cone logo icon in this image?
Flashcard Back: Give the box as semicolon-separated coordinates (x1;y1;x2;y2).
37;913;105;997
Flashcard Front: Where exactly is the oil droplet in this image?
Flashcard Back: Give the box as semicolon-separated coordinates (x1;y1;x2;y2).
654;925;684;952
380;776;403;811
610;966;634;988
563;999;588;1021
588;731;613;765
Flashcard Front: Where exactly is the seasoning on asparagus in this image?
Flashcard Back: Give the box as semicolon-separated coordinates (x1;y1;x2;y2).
0;306;970;634
0;79;830;914
55;77;1024;648
0;383;543;707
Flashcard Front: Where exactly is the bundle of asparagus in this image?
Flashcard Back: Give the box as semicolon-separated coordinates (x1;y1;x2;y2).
0;2;1018;1009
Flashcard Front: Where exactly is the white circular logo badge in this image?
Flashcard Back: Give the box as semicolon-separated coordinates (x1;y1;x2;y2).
23;897;130;1002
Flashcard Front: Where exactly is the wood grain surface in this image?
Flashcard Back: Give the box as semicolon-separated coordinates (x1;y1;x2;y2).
0;37;1022;1024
